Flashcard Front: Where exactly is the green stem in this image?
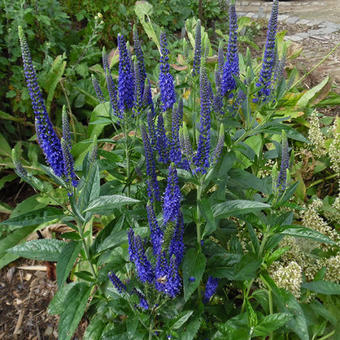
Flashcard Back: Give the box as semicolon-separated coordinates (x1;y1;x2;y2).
148;316;154;340
290;41;340;90
241;279;255;313
308;173;338;189
124;121;131;197
317;330;335;340
267;287;274;340
196;177;203;250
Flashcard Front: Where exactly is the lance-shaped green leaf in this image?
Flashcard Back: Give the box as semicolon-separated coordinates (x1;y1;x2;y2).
183;248;206;301
213;200;270;218
84;195;140;215
8;239;67;262
253;313;292;337
56;241;81;287
84;318;106;340
278;225;335;245
0;207;63;230
58;282;92;340
302;281;340;295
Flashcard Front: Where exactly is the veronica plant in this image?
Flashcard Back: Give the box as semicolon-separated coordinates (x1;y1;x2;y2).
4;5;340;340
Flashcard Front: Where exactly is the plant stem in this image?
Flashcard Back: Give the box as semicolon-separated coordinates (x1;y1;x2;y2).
318;330;335;340
241;278;255;313
290;41;340;90
308;173;338;188
148;316;154;340
124;121;131;197
267;287;274;340
196;177;203;250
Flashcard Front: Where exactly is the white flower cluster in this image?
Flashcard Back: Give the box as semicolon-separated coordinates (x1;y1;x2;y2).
329;118;340;176
324;255;340;283
271;261;302;299
308;111;326;158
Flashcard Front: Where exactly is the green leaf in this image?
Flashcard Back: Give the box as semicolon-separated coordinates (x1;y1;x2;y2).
88;102;111;139
8;239;67;261
79;162;100;213
297;76;329;107
0;207;63;229
302;281;340;295
200;199;216;237
40;165;67;187
97;227;148;253
279;225;335;245
43;55;66;113
183;249;206;301
171;310;194;330
253;313;292;337
0;132;11;157
84;318;106;340
84;195;140;215
49;283;77;314
74;270;95;282
179;317;202;340
56;241;81;288
0;174;16;190
213;200;270;218
0;252;19;270
58;282;92;340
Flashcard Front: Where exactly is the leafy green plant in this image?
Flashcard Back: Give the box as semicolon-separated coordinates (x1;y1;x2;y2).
1;1;339;339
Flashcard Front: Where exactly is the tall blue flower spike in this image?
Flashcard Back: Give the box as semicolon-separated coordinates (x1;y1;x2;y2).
155;251;168;293
165;256;182;298
192;19;201;76
203;276;218;303
133;26;146;98
159;32;176;111
193;66;211;174
163;164;181;224
108;272;127;293
18;26;64;177
134;289;149;310
146;203;163;255
169;105;182;165
61;106;77;187
133;234;154;283
221;0;239;96
180;123;193;165
141;125;160;202
91;74;105;103
103;50;120;118
118;34;135;114
256;0;279;101
156;113;169;163
277;131;289;191
169;212;184;266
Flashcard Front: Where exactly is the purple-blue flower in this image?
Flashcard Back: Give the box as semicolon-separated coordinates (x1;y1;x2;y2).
193;67;211;174
256;0;279;101
155;251;168;293
192;19;201;76
108;272;127;293
133;61;143;116
146;203;163;255
91;74;105;103
169;106;182;165
141;125;160;202
156;113;169;163
61;107;77;187
133;234;154;283
203;276;218;303
19;26;64;177
143;78;155;116
159;32;176;111
221;2;239;96
133;26;146;98
163;164;181;224
165;256;182;298
118;34;135;114
277;132;289;191
103;51;120;118
169;212;184;266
